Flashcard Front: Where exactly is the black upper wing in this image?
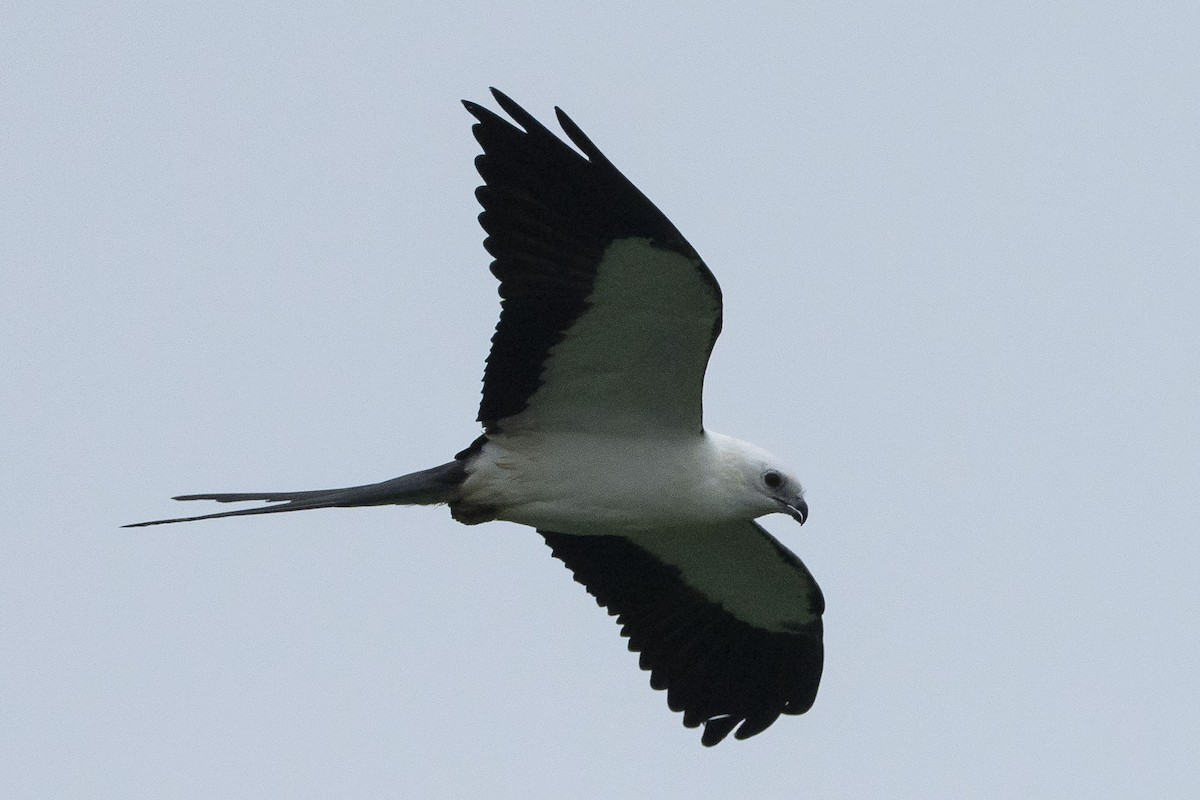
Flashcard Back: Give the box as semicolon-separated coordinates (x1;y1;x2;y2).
463;90;723;435
541;523;824;745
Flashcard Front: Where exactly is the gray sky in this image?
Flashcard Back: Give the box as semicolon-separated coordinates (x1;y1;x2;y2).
4;2;1198;797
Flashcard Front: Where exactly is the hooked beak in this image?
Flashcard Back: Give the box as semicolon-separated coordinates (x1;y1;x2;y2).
781;498;808;525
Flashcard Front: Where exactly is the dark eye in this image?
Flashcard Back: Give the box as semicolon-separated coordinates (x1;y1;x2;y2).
763;471;783;489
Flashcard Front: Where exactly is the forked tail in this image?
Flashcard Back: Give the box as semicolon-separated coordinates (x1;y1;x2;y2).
124;461;467;527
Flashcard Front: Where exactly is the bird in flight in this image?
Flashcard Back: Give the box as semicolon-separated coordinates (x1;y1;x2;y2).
128;89;824;746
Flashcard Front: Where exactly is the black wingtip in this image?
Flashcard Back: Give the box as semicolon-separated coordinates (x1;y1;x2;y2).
700;716;739;747
554;106;604;163
461;98;493;126
488;88;554;139
465;89;598;164
464;85;506;106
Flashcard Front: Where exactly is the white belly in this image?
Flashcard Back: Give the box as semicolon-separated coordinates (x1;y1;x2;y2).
459;430;743;534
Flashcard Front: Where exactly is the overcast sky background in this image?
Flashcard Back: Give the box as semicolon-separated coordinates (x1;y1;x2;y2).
4;3;1198;797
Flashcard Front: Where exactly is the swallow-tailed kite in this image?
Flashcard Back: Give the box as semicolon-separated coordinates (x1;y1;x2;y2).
128;89;824;746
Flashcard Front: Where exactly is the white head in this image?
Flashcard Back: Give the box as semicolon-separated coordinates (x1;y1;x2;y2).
708;433;808;525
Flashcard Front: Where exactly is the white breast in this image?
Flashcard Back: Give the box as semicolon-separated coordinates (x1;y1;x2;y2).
461;430;755;534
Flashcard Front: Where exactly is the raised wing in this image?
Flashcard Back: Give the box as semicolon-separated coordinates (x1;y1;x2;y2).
463;90;723;436
541;522;824;746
